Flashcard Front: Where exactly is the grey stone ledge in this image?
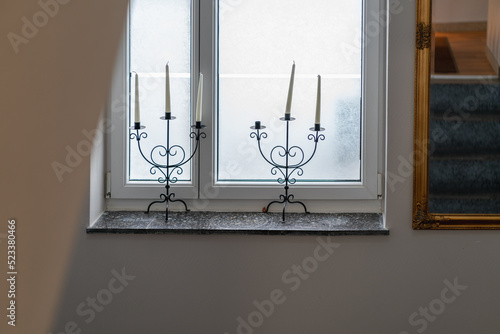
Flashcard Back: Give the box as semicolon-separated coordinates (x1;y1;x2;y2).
87;211;389;236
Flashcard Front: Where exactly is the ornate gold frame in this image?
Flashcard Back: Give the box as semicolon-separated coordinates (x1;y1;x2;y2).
413;0;500;229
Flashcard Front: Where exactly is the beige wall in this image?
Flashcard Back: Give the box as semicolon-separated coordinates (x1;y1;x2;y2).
1;1;500;334
433;0;489;23
487;0;500;68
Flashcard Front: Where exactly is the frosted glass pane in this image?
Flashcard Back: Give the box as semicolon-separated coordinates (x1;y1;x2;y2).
218;0;362;182
130;0;190;73
129;77;191;181
219;0;361;74
129;0;191;182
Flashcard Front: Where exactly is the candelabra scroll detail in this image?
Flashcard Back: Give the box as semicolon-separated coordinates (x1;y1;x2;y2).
250;118;325;222
130;117;206;221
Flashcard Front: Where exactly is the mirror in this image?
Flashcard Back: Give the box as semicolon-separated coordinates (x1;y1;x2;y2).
413;0;500;229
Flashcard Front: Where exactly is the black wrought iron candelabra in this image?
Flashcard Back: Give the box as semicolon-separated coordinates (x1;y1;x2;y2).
250;115;325;222
130;116;206;221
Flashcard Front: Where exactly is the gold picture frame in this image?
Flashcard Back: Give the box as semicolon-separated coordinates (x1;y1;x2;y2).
413;0;500;229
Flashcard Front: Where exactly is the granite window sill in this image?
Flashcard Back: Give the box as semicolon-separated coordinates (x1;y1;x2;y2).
87;211;389;236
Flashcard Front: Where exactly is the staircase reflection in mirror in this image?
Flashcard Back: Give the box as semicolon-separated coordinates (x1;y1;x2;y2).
429;83;500;214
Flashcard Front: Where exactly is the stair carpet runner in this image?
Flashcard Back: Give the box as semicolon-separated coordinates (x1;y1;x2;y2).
429;83;500;214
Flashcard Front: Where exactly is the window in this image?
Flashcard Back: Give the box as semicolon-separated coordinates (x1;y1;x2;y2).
128;0;192;184
109;0;385;210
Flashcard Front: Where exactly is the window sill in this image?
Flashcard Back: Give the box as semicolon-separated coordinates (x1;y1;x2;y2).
87;211;388;236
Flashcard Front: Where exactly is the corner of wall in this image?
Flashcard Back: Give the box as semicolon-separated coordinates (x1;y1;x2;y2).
89;111;107;225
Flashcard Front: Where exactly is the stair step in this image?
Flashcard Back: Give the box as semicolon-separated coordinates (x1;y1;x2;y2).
430;109;500;121
429;196;500;214
429;159;500;194
431;153;500;160
430;83;500;112
429;119;500;153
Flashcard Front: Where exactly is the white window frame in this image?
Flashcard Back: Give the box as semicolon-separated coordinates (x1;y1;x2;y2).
109;0;386;209
110;0;200;200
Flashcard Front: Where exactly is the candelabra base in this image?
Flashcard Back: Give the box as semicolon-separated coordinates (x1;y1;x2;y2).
264;187;309;222
145;186;189;221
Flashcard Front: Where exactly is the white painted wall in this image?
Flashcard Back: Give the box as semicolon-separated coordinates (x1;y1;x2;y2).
433;0;489;23
487;0;500;66
1;1;500;334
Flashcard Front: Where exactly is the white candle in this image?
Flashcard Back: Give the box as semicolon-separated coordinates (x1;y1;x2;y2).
285;62;295;115
165;63;171;114
315;75;321;125
134;72;140;123
196;73;203;122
